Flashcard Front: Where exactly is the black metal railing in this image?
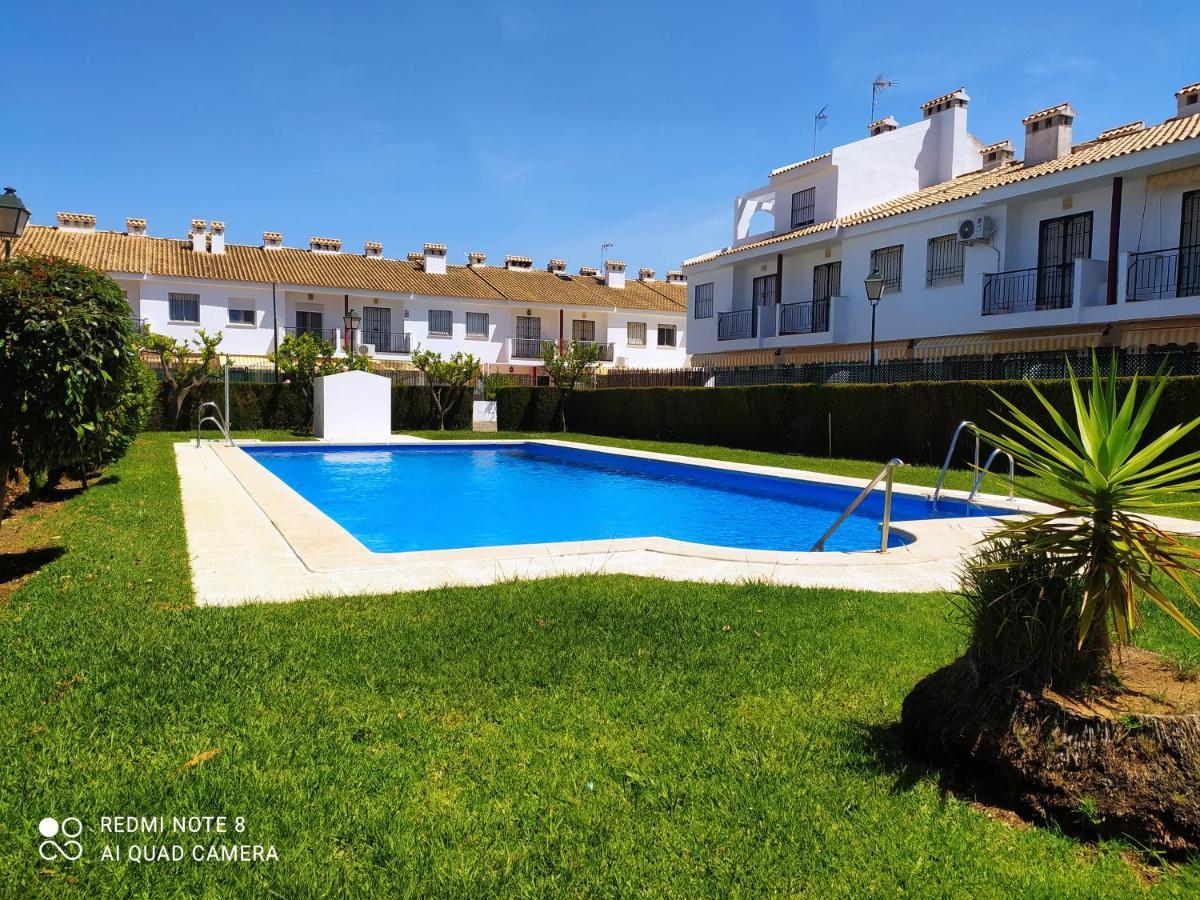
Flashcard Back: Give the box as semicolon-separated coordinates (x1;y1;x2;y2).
1127;245;1200;302
982;264;1074;315
129;316;148;332
779;298;830;335
511;337;544;359
574;340;615;361
363;331;411;353
285;325;337;342
717;308;756;341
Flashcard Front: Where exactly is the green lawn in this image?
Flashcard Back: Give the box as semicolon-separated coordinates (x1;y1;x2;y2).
1;431;1198;895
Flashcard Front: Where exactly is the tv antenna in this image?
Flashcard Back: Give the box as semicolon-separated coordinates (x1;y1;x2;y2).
871;75;899;122
813;104;829;155
600;241;616;268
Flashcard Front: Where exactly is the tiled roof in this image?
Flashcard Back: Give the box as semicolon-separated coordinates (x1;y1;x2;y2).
1094;120;1145;141
689;112;1200;265
921;88;967;110
1022;102;1074;124
11;226;685;313
769;152;831;178
1177;83;1200;96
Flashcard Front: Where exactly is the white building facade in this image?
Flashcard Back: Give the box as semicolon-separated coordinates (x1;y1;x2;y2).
685;82;1200;366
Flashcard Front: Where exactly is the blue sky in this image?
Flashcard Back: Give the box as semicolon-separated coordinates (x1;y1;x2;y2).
6;1;1197;272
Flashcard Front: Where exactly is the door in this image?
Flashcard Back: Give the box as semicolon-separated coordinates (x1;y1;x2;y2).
753;274;777;338
571;319;595;343
1036;212;1092;309
362;306;391;351
515;315;541;358
295;309;323;337
1180;190;1200;298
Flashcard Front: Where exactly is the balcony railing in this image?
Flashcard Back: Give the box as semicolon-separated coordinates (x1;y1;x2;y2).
982;264;1074;316
574;340;615;361
363;331;411;353
129;316;148;333
1127;245;1200;302
717;308;757;341
511;337;545;359
779;298;830;335
285;325;338;343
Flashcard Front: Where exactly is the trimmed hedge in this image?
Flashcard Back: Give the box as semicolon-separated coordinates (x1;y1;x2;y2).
148;383;471;432
496;379;1200;466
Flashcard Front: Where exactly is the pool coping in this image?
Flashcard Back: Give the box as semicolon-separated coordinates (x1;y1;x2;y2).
176;437;1081;606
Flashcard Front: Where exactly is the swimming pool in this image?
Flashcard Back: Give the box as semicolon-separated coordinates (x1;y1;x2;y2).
241;442;1010;554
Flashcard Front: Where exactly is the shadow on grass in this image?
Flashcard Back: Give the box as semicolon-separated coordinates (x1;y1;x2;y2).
0;546;66;585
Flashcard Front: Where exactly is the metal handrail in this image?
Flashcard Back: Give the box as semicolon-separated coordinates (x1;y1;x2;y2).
969;448;1015;502
932;421;978;507
812;458;904;553
195;401;232;447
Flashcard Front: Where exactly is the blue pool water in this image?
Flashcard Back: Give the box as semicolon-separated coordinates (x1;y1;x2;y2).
242;443;1011;554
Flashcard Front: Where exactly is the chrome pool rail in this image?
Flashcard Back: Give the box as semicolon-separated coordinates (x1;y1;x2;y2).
196;401;233;447
812;458;905;553
932;420;977;508
969;447;1015;502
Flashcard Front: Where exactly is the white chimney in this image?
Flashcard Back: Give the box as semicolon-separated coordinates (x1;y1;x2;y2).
263;231;283;250
638;267;656;282
467;250;487;267
125;217;147;236
209;220;226;255
980;140;1016;171
546;258;567;274
1022;103;1075;166
1176;82;1200;119
604;259;626;289
505;255;533;270
57;212;96;233
666;270;686;284
309;236;342;254
423;242;447;274
364;241;383;258
867;116;898;137
189;219;207;253
921;88;974;182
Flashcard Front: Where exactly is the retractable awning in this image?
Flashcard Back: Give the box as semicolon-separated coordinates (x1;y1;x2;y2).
912;329;1106;359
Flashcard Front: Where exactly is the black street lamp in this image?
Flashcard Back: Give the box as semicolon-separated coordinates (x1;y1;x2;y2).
343;308;361;354
864;268;886;382
0;187;31;262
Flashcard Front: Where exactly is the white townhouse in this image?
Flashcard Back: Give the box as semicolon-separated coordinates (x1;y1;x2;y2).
12;220;689;373
683;81;1200;366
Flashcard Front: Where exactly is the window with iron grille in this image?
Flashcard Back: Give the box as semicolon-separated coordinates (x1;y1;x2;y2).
812;261;841;301
926;235;964;286
465;311;489;337
752;274;778;306
694;282;713;318
428;309;453;336
791;187;816;228
627;321;646;346
572;319;596;342
870;245;903;293
657;324;677;347
169;292;200;323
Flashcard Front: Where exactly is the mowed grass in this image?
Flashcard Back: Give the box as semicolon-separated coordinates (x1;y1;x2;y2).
0;433;1198;895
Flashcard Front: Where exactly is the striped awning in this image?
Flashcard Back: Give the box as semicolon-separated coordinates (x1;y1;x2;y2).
1121;323;1200;349
912;329;1106;360
694;340;908;368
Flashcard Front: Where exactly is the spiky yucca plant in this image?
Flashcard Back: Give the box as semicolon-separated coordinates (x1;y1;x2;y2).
977;353;1200;681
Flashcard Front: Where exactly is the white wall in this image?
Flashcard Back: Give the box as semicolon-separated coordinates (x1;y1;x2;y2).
120;276;278;355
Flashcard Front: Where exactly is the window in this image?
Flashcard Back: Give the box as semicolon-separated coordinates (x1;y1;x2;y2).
812;261;841;301
926;235;964;286
870;245;903;293
752;274;778;306
428;309;452;336
694;282;713;318
169;292;200;323
627;321;646;346
657;324;677;347
228;307;255;325
791;187;816;228
295;310;323;336
572;319;596;342
466;311;489;337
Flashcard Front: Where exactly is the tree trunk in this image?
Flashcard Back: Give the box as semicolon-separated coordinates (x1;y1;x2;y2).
432;389;446;431
0;456;8;526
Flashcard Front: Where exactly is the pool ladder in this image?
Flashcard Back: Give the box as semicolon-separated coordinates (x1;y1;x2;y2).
931;420;1014;507
195;401;233;447
812;458;904;553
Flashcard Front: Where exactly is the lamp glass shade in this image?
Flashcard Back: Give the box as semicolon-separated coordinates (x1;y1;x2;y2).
864;268;886;303
0;187;30;239
343;309;361;331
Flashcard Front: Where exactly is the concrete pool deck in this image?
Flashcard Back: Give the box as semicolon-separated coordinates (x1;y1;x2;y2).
175;438;1200;607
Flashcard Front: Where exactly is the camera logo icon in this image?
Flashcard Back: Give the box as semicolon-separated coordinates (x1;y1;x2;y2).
38;817;83;861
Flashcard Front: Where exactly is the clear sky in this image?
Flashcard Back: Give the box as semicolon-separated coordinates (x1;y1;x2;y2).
6;1;1197;273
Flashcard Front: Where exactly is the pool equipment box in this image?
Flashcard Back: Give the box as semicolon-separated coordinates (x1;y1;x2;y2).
313;370;392;441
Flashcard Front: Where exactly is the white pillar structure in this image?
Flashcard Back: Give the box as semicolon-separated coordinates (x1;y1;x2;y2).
313;370;392;441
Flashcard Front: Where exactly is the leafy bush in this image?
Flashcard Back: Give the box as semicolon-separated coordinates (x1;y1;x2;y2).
411;349;480;431
481;372;521;401
136;328;223;428
270;332;370;432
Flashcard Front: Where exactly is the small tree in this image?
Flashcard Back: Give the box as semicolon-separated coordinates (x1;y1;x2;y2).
270;332;370;432
540;340;602;431
136;328;223;428
410;348;480;431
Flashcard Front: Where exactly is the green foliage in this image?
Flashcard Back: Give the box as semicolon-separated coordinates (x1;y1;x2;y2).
480;372;521;401
977;354;1200;674
80;351;158;470
411;348;480;430
136;327;223;427
540;340;603;431
0;254;141;517
269;332;370;432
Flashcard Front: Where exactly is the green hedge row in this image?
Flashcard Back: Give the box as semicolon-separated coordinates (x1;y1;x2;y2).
496;379;1200;466
148;383;471;432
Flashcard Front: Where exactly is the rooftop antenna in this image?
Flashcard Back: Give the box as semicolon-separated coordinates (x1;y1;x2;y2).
600;241;616;268
871;75;899;122
813;104;829;155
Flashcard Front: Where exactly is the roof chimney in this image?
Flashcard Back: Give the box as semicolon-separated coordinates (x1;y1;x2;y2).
603;259;626;289
467;250;487;267
309;236;342;254
126;217;147;236
209;220;226;255
505;255;533;270
980;140;1016;171
57;212;96;233
263;231;283;250
364;240;383;258
546;258;567;274
406;251;424;263
867;116;898;137
666;270;686;284
638;267;656;282
423;242;447;275
578;265;599;277
189;219;207;253
921;88;968;119
1176;82;1200;119
1022;103;1075;166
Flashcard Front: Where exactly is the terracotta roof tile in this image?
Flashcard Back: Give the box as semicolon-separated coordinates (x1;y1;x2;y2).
769;152;831;178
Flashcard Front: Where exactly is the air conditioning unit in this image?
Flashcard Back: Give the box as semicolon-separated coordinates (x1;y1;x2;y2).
957;215;994;243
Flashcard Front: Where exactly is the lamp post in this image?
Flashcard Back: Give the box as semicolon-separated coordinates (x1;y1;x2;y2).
0;187;31;262
343;308;361;355
864;268;886;383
